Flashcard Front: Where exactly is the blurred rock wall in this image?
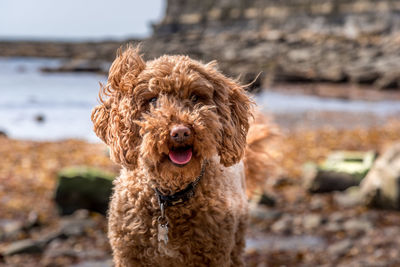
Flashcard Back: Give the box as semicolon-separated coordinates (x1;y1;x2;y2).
156;0;400;35
144;0;400;89
2;0;400;89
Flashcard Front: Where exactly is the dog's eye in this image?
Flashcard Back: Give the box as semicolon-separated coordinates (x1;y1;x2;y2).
149;97;157;106
190;95;199;103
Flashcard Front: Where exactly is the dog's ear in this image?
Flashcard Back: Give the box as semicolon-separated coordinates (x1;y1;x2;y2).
91;96;112;144
91;45;145;168
207;65;253;167
108;45;146;92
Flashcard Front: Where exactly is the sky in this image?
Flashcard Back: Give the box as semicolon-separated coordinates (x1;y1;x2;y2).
0;0;164;41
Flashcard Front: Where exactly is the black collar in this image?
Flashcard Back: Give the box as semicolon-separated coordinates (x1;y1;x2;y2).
154;161;206;208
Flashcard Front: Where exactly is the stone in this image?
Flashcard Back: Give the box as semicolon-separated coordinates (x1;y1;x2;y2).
270;214;292;234
333;186;363;208
343;219;372;235
325;222;342;233
44;245;105;261
309;197;325;211
328;239;353;258
360;143;400;209
25;211;40;229
257;192;276;207
0;212;39;241
1;211;98;257
0;130;7;138
304;168;358;193
246;234;326;253
0;239;44;256
0;219;24;240
329;212;346;223
54;167;115;215
249;206;282;221
302;214;322;230
249;188;277;209
41;59;109;74
303;151;375;193
60;211;95;237
70;259;113;267
34;114;45;123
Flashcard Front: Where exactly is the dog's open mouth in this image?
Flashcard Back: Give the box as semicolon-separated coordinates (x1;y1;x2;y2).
168;146;193;166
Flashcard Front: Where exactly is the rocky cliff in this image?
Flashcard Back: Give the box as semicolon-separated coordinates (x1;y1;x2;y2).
144;0;400;89
2;0;400;90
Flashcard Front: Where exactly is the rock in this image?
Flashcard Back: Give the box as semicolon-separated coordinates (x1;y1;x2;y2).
41;59;109;74
333;186;363;208
304;168;358;193
270;214;292;234
0;212;39;241
249;189;276;208
0;239;44;256
345;58;380;84
259;195;276;207
360;143;400;209
271;176;294;188
257;192;276;207
0;130;7;138
246;234;326;253
302;214;322;230
325;221;342;233
303;151;375;193
329;212;346;223
40;230;65;244
249;206;282;221
1;211;98;257
34;114;45;123
25;211;40;229
70;259;113;267
44;245;105;261
309;197;325;211
343;219;373;236
328;239;353;259
60;210;95;237
1;210;98;257
0;219;24;240
54;167;115;215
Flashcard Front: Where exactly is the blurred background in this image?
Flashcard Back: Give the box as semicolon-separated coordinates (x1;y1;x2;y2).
1;0;400;266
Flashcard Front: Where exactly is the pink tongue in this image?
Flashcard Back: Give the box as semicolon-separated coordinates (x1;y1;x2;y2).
169;148;192;165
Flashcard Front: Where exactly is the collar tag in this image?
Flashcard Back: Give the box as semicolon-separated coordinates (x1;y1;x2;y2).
154;161;207;245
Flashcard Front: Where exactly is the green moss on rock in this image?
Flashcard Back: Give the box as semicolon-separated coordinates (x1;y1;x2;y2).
55;166;116;215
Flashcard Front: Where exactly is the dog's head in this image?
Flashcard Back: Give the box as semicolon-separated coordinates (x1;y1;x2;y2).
92;46;252;190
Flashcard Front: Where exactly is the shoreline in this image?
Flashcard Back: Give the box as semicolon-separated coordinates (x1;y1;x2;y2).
1;39;400;99
269;83;400;102
2;53;400;102
1;56;400;141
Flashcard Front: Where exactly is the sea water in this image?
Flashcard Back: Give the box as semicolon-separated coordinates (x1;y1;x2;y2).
0;57;105;141
1;57;400;141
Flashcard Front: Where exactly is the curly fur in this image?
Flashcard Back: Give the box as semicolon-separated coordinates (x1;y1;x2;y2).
91;45;271;266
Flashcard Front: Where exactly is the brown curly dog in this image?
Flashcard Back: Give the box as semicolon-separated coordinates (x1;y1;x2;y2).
91;46;272;267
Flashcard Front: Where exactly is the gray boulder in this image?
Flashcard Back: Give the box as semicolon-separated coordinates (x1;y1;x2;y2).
360;143;400;209
1;239;44;256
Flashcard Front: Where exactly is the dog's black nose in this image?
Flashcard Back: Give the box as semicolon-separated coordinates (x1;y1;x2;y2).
170;125;191;143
